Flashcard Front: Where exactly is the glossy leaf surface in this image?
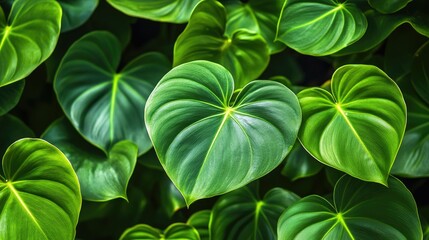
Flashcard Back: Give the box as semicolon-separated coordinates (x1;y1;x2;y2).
106;0;200;23
276;0;367;56
298;64;406;185
221;0;284;53
174;0;269;88
120;223;200;240
282;141;323;181
0;138;81;239
42;118;137;201
0;0;61;86
210;186;300;240
55;31;170;155
278;176;422;239
0;80;23;115
145;60;301;204
59;0;98;32
369;0;412;14
187;210;210;240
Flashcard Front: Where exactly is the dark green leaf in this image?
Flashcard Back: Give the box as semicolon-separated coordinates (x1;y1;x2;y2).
187;210;210;240
0;80;24;115
120;223;200;240
0;114;34;158
411;41;429;105
369;0;412;14
282;141;323;181
59;0;98;32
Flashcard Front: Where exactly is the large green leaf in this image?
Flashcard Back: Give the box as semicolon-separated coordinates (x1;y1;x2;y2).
42;118;137;201
174;0;269;88
210;185;300;240
145;60;301;205
0;80;23;115
120;223;200;240
221;0;285;53
277;176;422;239
55;31;170;155
106;0;200;23
298;64;406;185
0;138;81;239
0;0;61;87
368;0;412;14
0;114;34;158
276;0;367;56
281;141;323;181
59;0;98;32
187;210;210;240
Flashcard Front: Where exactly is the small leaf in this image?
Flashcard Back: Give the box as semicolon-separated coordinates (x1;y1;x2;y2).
59;0;98;32
55;31;170;155
0;80;24;115
0;114;34;162
187;210;210;240
145;60;301;205
210;185;300;240
278;176;422;239
369;0;412;14
276;0;367;56
174;0;269;88
298;64;406;185
0;0;61;86
106;0;201;23
282;141;323;181
42;118;138;201
0;138;81;239
120;223;200;240
411;41;429;105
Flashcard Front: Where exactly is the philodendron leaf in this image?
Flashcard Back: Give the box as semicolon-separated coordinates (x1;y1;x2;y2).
282;141;323;181
106;0;200;23
278;175;422;239
187;210;210;240
145;60;301;205
0;114;34;160
0;0;61;87
369;0;412;14
210;186;300;240
42;118;137;201
0;138;81;239
298;64;406;185
120;223;200;240
174;0;269;88
0;80;24;115
59;0;98;32
276;0;367;56
55;31;170;155
411;41;429;105
221;0;285;53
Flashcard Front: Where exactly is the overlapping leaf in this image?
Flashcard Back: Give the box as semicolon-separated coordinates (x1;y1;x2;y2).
278;176;422;239
276;0;367;56
282;141;323;181
55;31;170;155
187;210;210;240
0;114;34;159
0;0;61;87
369;0;412;14
145;60;301;205
174;0;269;88
0;138;81;239
120;223;200;240
42;118;137;201
298;64;406;184
0;80;24;115
59;0;98;32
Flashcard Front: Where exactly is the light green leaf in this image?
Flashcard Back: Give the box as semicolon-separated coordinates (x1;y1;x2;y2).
221;0;285;53
210;185;300;240
276;0;367;56
145;60;301;205
0;80;24;115
0;0;61;87
120;223;200;240
106;0;200;23
55;31;170;155
298;64;406;185
282;141;323;181
278;175;422;239
369;0;412;14
174;0;270;88
0;114;34;159
187;210;210;240
59;0;98;32
42;118;137;201
0;138;81;239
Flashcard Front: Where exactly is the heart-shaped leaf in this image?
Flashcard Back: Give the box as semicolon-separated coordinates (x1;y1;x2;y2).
120;223;200;240
282;141;323;181
0;0;61;87
221;0;285;53
42;118;137;201
106;0;201;23
298;64;406;185
187;210;210;240
369;0;412;14
55;31;170;155
145;60;301;205
174;0;270;88
210;185;300;240
0;138;81;239
278;175;422;239
276;0;367;56
59;0;98;32
0;80;24;115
